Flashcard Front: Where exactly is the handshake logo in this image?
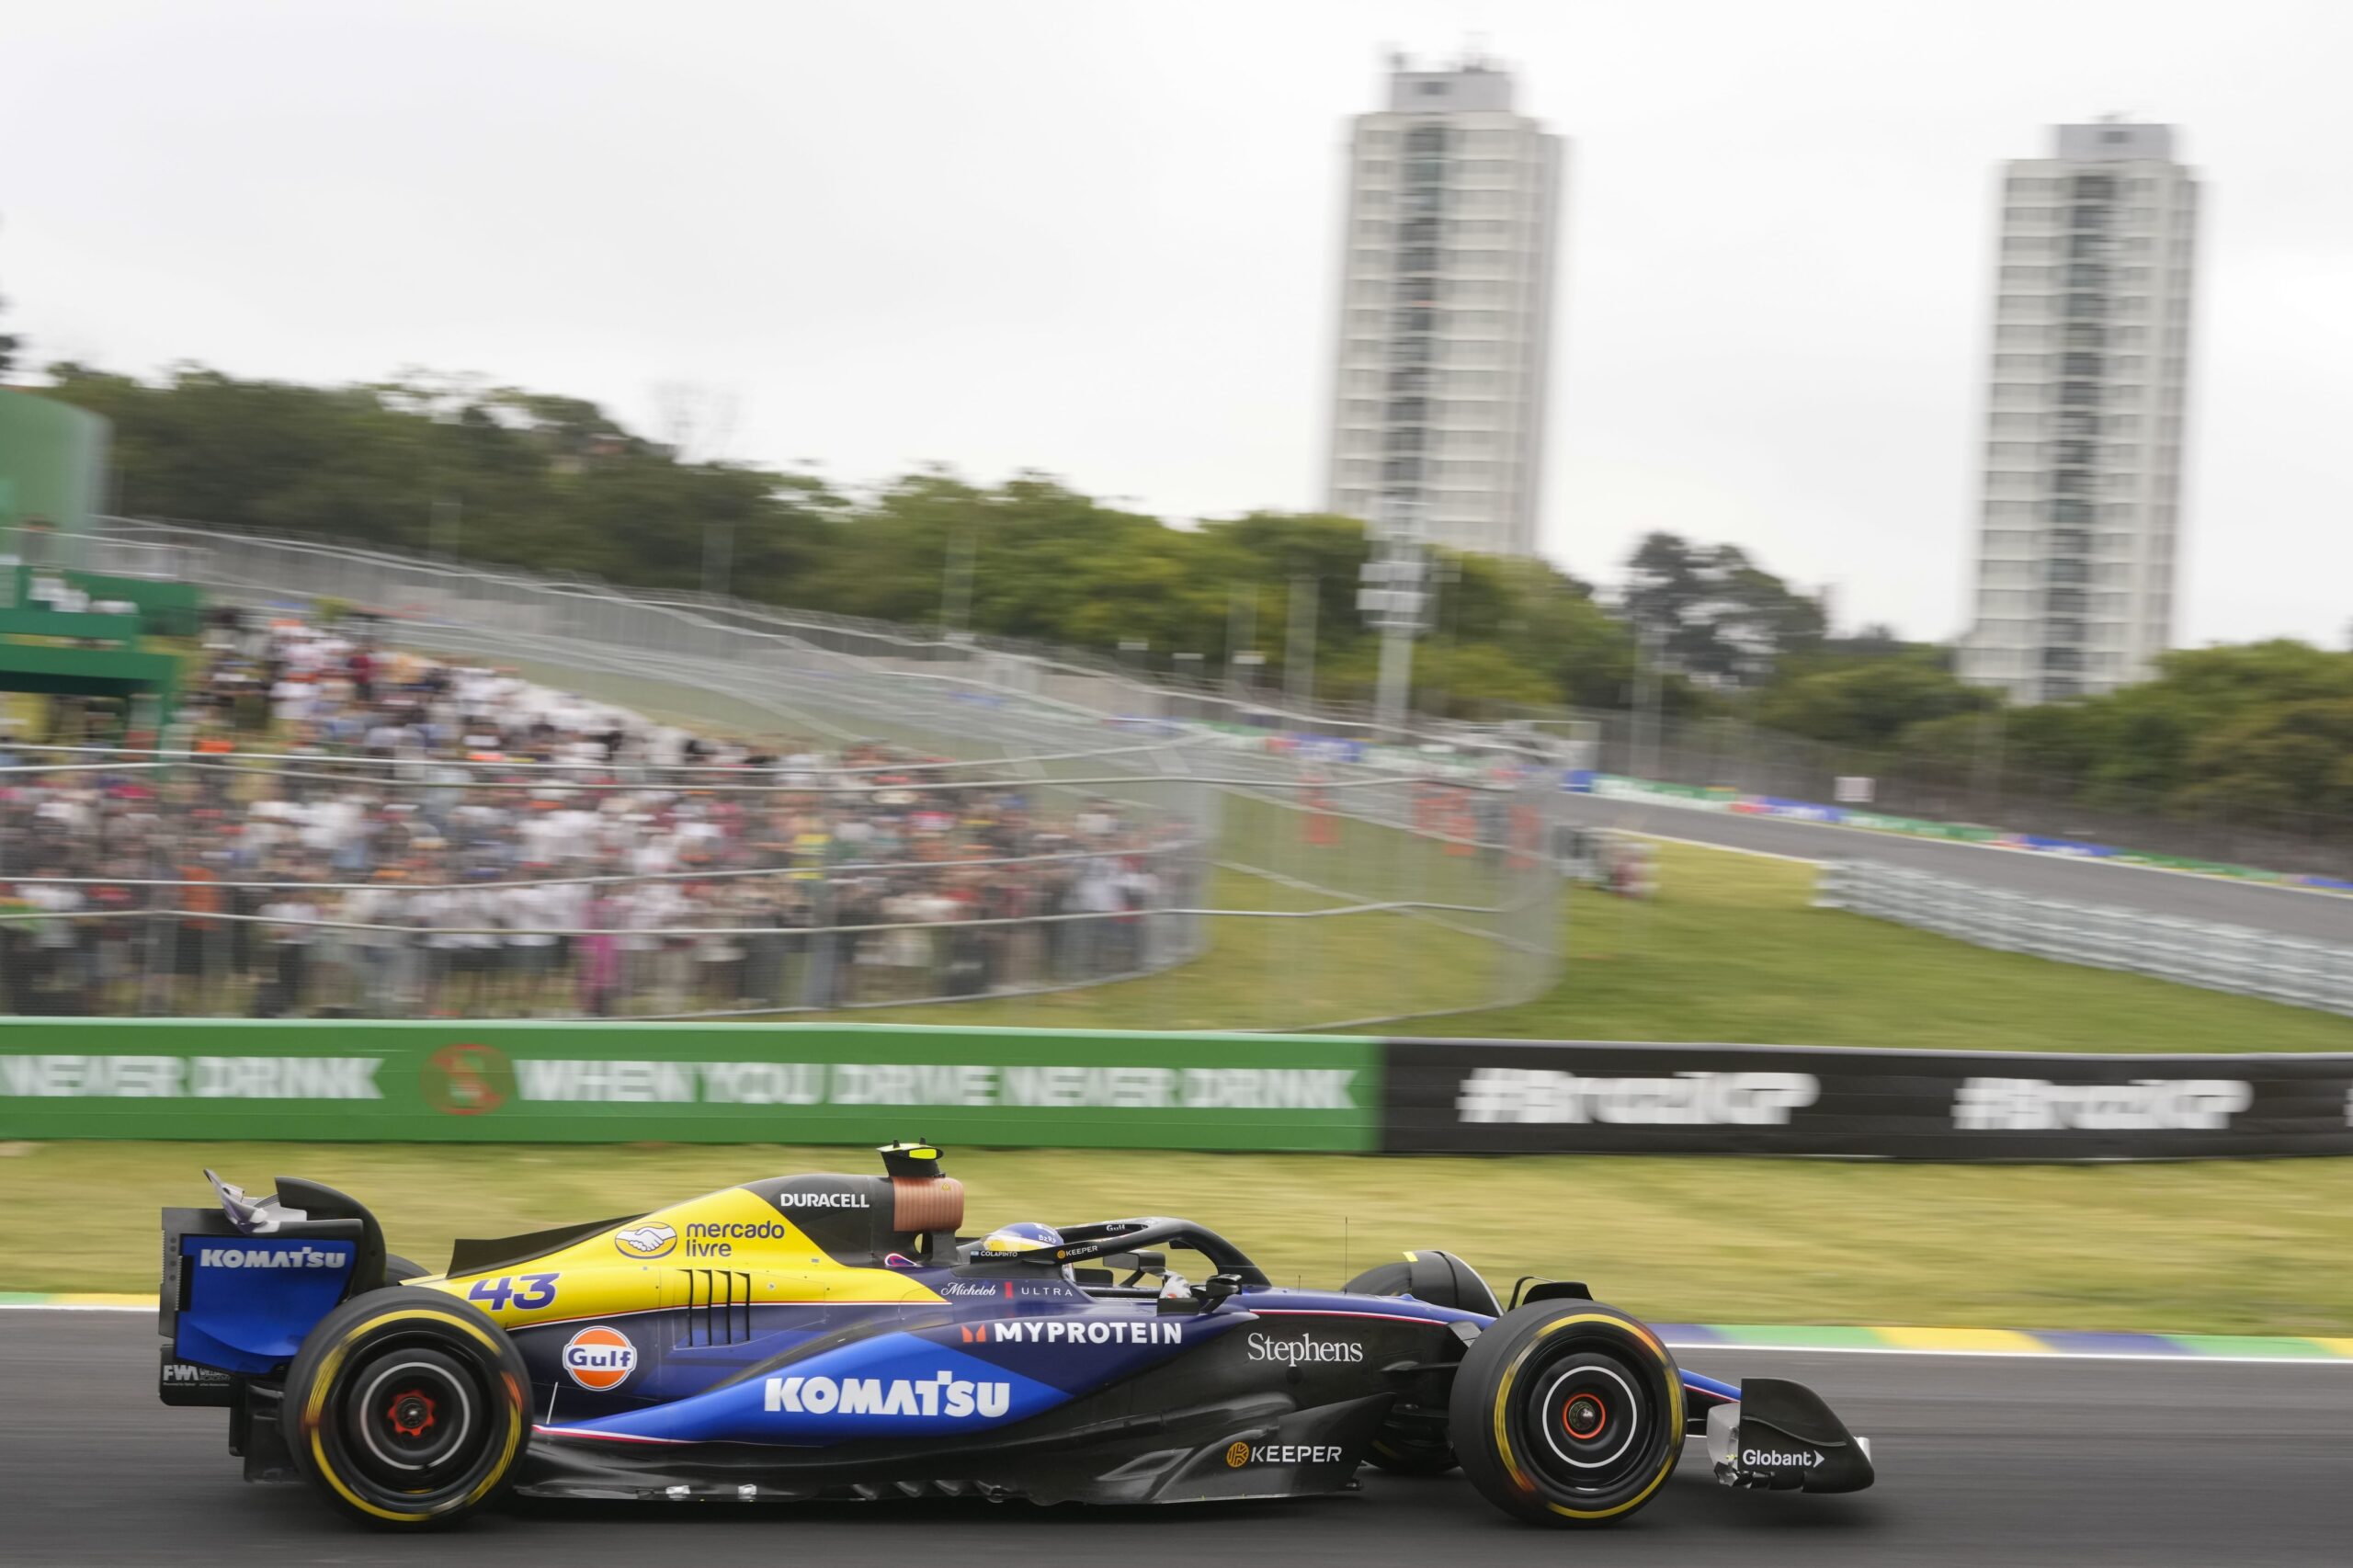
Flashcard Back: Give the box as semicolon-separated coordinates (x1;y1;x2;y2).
1455;1068;1820;1127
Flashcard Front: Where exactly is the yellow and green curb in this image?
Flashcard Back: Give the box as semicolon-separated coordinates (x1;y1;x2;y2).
1657;1323;2353;1360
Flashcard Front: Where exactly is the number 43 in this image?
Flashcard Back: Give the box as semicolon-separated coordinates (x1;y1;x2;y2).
466;1272;558;1311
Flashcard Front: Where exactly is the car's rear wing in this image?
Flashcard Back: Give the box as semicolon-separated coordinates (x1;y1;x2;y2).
159;1171;391;1405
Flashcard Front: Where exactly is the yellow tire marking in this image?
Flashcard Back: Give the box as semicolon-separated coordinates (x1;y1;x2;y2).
302;1307;524;1524
1488;1311;1684;1521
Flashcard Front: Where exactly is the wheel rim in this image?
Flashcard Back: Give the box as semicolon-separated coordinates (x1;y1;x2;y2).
1518;1350;1661;1496
340;1346;490;1495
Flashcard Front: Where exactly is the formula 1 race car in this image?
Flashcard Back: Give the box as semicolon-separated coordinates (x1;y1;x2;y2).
157;1143;1873;1528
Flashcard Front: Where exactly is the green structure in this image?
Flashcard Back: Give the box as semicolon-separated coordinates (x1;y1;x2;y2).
0;389;107;537
0;1019;1382;1149
0;392;192;739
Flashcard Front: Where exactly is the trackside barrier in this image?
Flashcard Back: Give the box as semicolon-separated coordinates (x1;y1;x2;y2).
1380;1039;2353;1161
1582;776;2353;894
0;1019;1380;1150
1817;860;2353;1018
6;1022;2353;1161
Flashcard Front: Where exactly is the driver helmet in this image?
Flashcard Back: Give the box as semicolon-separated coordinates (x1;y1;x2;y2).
977;1221;1071;1279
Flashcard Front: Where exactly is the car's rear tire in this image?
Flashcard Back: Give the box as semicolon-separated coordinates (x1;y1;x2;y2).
281;1287;529;1528
1449;1301;1683;1527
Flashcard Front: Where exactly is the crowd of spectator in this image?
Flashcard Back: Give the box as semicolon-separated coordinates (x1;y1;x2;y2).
0;610;1198;1018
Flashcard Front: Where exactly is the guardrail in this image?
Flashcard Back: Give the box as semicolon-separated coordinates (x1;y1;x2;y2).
1815;859;2353;1017
1584;775;2353;895
6;1021;2349;1160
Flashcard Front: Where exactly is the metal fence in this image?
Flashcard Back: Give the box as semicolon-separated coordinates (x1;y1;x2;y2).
0;742;1215;1021
90;515;2353;881
24;520;1565;1029
1508;704;2353;881
1815;858;2353;1017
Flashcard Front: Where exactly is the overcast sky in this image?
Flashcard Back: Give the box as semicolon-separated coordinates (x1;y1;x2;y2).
6;1;2349;648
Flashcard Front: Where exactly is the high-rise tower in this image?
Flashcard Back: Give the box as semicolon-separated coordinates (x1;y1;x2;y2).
1959;120;2199;702
1323;53;1565;558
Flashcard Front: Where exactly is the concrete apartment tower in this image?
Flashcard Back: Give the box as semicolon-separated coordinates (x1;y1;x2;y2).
1323;52;1565;558
1958;120;2200;703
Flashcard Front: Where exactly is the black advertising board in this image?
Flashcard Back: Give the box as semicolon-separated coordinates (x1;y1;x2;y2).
1380;1039;2353;1161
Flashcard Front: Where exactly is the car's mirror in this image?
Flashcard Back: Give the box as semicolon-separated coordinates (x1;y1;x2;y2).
1199;1273;1245;1313
1104;1249;1166;1286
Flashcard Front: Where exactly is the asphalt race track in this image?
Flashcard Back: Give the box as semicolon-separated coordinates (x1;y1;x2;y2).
1561;793;2353;943
11;1310;2348;1567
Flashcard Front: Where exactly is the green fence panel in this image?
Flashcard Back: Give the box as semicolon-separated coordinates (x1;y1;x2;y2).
0;1019;1381;1151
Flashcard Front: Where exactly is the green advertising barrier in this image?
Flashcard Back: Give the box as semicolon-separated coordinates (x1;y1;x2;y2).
1838;811;2001;844
0;1019;1380;1151
1592;777;1737;812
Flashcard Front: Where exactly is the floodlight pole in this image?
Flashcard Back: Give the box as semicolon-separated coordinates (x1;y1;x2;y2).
940;524;978;642
1285;574;1318;715
1358;493;1428;744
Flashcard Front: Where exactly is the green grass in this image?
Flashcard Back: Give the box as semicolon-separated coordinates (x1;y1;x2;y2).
1445;841;2353;1051
15;1141;2353;1335
801;864;1522;1033
821;839;2353;1049
12;842;2351;1324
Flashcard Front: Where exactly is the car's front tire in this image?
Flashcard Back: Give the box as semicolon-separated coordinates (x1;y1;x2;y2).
281;1287;529;1528
1449;1301;1684;1527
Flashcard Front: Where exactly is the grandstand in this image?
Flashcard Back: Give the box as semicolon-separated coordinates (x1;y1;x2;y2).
0;518;1563;1029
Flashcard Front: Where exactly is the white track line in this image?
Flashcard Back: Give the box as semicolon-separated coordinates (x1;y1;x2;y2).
1663;1341;2353;1367
0;1303;149;1312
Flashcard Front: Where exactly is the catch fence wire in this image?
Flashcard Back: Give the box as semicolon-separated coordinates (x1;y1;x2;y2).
7;522;1566;1028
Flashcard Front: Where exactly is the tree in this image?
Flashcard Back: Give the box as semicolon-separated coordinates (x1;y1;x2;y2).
1620;532;1825;687
2175;697;2353;825
1888;640;2353;835
1810;622;1924;665
1452;556;1637;710
48;355;2347;842
1754;649;1996;749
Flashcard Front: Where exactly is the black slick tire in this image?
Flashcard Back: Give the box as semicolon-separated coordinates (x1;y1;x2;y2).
281;1286;529;1528
1449;1301;1684;1527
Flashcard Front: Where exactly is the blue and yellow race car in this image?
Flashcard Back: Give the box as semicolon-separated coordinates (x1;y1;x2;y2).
157;1142;1873;1528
